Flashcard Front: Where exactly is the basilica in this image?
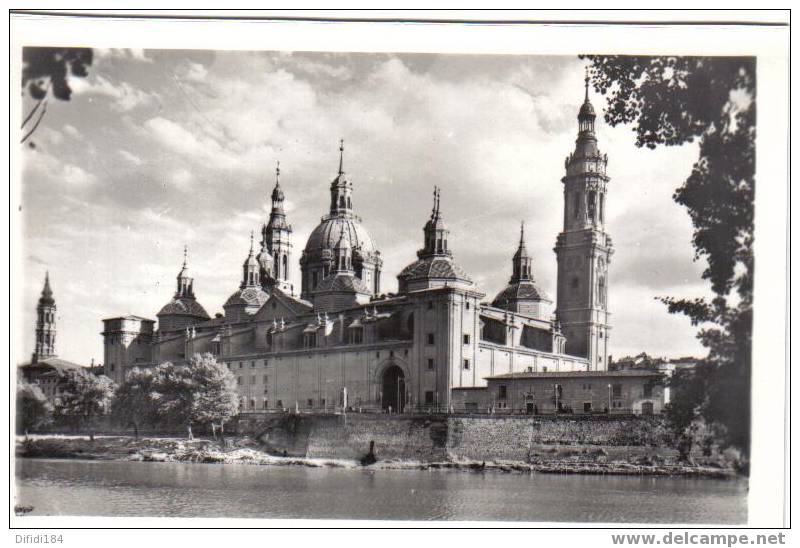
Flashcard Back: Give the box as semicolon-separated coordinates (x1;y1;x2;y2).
102;79;616;414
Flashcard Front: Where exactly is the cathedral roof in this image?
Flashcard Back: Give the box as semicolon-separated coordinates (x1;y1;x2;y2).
314;272;372;295
224;286;270;308
157;297;211;319
397;256;473;283
492;280;552;307
303;216;378;260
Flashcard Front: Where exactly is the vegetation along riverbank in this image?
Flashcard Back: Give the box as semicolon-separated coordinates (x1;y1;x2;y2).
16;435;739;479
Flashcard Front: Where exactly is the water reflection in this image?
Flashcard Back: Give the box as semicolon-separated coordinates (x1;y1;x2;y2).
15;459;747;524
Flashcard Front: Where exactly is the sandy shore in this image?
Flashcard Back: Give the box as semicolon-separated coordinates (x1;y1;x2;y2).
16;435;738;479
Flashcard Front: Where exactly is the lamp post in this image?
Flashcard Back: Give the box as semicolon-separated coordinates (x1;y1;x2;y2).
607;383;612;413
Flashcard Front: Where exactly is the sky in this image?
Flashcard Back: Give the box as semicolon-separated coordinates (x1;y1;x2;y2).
17;48;712;366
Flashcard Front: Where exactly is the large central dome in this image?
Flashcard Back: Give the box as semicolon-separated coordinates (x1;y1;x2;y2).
303;216;377;260
300;141;382;301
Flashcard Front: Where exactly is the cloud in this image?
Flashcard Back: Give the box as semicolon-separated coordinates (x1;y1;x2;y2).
118;149;143;166
62;124;81;139
71;75;157;111
95;48;153;63
170;168;192;190
62;164;97;187
183;61;208;82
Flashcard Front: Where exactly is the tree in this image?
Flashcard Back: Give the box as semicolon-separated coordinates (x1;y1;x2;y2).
151;354;239;439
583;56;755;466
16;380;53;435
110;367;159;439
54;368;116;441
20;47;93;144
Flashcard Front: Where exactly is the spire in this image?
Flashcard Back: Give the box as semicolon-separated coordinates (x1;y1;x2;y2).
39;271;54;305
242;230;260;287
584;66;590;103
338;139;344;176
329;139;353;216
176;245;194;298
511;222;533;282
420;185;450;258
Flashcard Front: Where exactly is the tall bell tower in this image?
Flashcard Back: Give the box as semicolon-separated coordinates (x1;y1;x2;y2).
554;70;613;370
32;271;57;363
263;161;293;295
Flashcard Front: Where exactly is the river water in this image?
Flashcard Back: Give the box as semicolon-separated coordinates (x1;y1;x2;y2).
15;458;747;524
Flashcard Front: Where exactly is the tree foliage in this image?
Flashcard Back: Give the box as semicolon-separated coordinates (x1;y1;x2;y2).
16;380;53;433
54;369;115;439
582;55;755;463
110;367;160;437
109;354;239;439
20;47;93;144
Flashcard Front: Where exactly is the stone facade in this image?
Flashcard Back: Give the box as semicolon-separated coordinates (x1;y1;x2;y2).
103;85;615;413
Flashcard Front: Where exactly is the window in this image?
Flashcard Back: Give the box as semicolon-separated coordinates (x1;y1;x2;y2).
643;383;653;398
349;327;364;344
426;333;435;345
263;399;269;410
307;399;314;408
277;400;283;409
376;351;380;358
463;359;470;371
466;301;470;310
237;377;242;386
499;385;507;400
427;358;435;371
404;349;408;356
321;398;326;407
427;300;433;310
251;361;256;368
263;374;268;384
612;384;622;398
250;398;256;410
251;375;256;385
543;366;548;372
239;362;243;369
304;332;317;348
424;391;435;405
571;277;579;289
110;363;115;372
463;334;470;345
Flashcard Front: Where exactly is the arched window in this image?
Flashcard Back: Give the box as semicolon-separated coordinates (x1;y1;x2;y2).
339;196;346;208
347;197;352;209
573;192;580;219
282;255;288;279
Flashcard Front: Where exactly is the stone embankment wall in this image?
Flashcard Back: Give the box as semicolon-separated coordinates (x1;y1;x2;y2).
235;413;668;461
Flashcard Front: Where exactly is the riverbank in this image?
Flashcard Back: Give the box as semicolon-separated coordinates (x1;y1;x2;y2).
15;435;738;478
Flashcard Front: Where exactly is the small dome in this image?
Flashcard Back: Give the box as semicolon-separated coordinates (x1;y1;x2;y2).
492;280;552;306
397;256;472;283
314;273;371;295
225;287;270;308
256;247;274;270
579;100;595;119
158;297;210;319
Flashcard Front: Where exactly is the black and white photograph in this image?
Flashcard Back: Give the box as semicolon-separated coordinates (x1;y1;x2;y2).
9;11;790;533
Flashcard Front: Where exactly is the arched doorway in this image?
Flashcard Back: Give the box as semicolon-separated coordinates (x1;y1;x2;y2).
381;365;406;412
